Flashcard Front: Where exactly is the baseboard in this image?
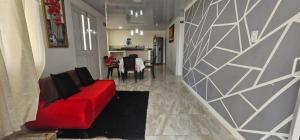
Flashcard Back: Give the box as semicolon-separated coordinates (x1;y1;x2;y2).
182;80;245;140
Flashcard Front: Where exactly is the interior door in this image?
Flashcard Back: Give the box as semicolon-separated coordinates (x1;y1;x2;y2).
154;37;163;64
72;7;100;79
88;17;100;79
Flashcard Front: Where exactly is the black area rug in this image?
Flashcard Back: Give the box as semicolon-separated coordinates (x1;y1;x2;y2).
57;91;149;139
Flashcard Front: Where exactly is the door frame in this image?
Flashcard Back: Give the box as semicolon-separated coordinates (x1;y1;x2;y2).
71;5;101;79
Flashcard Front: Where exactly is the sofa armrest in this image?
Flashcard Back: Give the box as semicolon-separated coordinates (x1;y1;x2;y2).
26;98;94;129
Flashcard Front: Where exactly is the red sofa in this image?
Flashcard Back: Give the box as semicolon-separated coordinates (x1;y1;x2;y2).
26;72;116;129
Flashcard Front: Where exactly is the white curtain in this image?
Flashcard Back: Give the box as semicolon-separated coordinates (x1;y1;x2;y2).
23;0;47;78
0;0;46;138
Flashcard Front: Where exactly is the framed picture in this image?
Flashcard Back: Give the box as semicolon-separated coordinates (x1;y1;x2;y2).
169;24;174;43
42;0;68;48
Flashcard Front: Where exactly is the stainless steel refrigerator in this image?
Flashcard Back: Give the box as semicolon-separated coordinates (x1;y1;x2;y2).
153;37;164;64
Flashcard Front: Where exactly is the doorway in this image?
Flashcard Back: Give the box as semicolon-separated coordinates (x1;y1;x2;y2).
71;7;100;79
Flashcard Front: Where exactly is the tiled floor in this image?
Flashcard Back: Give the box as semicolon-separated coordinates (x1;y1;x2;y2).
99;65;236;140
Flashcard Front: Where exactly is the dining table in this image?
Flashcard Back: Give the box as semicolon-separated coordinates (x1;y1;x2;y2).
118;57;145;73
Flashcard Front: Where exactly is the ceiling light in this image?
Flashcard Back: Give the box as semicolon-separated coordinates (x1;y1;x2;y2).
135;12;138;17
130;30;134;36
130;10;133;15
140;10;143;16
135;28;139;33
140;30;144;36
118;26;123;29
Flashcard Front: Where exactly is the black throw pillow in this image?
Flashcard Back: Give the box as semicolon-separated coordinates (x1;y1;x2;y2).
75;67;95;86
51;72;80;99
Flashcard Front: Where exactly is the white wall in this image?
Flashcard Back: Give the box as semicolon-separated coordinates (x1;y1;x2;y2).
107;30;165;49
166;17;184;75
42;0;108;79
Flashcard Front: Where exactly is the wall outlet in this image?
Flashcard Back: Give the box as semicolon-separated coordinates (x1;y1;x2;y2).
251;30;259;43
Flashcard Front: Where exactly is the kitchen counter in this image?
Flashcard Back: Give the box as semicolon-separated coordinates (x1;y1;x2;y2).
108;49;152;60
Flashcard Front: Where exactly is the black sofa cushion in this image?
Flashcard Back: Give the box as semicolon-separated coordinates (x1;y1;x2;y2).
51;72;80;99
39;77;61;104
75;67;95;86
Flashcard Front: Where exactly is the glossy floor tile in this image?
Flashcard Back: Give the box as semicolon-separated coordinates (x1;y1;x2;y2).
109;65;236;140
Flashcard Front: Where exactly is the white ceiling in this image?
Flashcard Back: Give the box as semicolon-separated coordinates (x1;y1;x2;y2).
82;0;106;14
82;0;195;30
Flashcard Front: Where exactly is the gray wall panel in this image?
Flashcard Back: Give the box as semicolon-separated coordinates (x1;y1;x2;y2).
184;0;300;139
222;95;255;127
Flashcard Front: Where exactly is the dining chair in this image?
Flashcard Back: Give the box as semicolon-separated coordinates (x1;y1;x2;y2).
143;51;156;79
128;54;138;58
122;56;138;82
104;56;120;79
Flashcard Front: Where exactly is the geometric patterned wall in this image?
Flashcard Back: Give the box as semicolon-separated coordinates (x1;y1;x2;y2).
183;0;300;139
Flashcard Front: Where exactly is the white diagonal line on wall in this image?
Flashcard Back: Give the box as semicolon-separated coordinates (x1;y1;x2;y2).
189;73;207;87
194;40;209;67
183;69;190;78
237;129;289;137
225;69;252;95
215;46;240;54
194;41;204;63
237;22;243;52
184;24;191;39
260;114;293;140
188;25;236;70
245;0;262;14
227;63;262;71
243;14;252;48
233;0;242;52
211;0;223;6
190;30;267;88
240;78;299;128
258;0;282;40
208;77;224;96
186;0;295;68
194;35;208;65
191;0;203;23
185;22;199;27
207;74;294;103
183;0;233;65
212;23;236;27
202;59;217;69
221;100;239;128
253;22;293;86
183;66;189;71
184;1;300;139
190;17;293;88
192;69;197;87
246;15;296;50
186;0;284;65
244;0;250;17
194;68;208;77
240;94;258;111
185;3;209;51
206;79;208;100
278;136;286;140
